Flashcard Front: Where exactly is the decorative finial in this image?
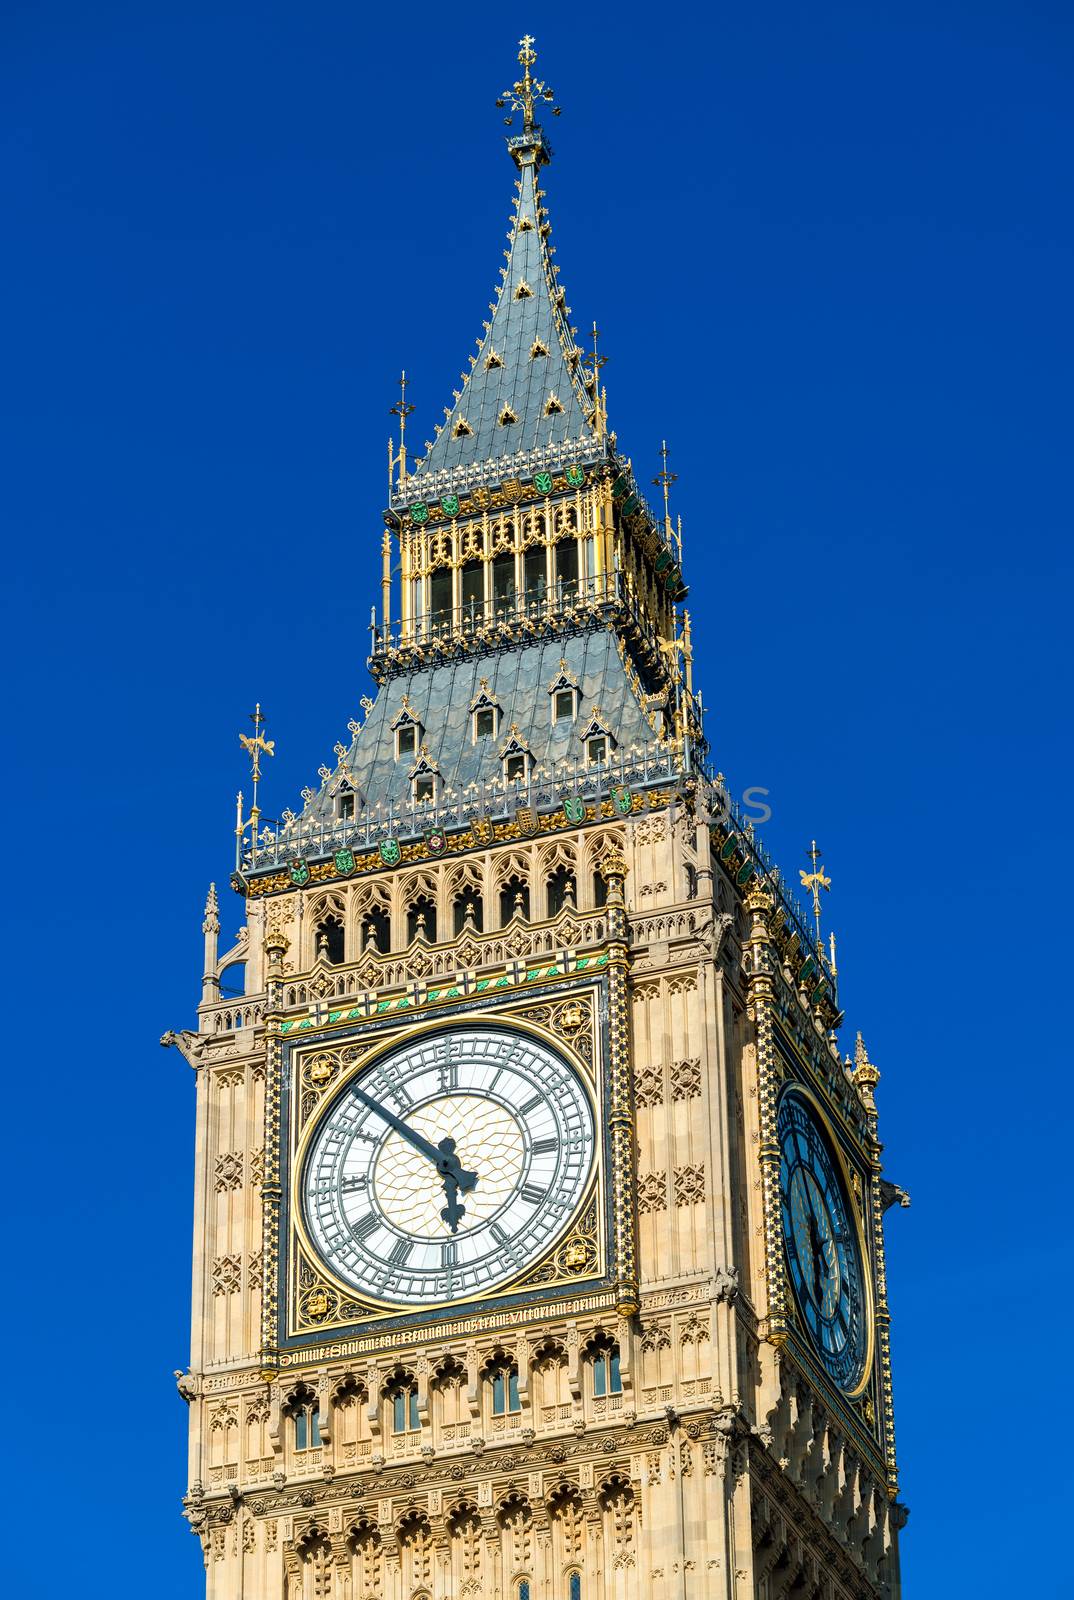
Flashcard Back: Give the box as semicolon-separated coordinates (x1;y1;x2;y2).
237;704;275;859
202;883;219;935
799;840;831;959
389;371;416;491
583;322;609;436
653;440;677;536
852;1031;881;1112
497;36;560;152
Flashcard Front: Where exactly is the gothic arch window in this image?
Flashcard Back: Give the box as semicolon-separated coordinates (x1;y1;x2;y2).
500;874;530;925
385;1373;419;1435
483;1352;521;1421
531;1339;570;1425
361;905;391;953
454;887;484;935
407;894;437;944
547;863;577;918
335;782;355;821
592;870;608;908
431;1356;468;1447
285;1384;322;1452
315;914;345;965
332;1375;372;1466
585;1333;622;1399
567;1574;582;1600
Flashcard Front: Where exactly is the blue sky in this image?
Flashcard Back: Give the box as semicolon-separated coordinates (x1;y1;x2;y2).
3;3;1071;1595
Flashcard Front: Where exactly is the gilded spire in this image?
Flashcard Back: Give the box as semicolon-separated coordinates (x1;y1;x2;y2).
497;34;561;155
410;36;592;482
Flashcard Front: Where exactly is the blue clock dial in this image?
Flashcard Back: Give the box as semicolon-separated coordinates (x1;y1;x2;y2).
778;1089;868;1394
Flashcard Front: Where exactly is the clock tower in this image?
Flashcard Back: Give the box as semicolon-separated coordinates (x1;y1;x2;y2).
167;37;908;1599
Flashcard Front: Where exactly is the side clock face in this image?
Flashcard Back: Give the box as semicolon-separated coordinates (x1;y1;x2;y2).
778;1089;869;1393
301;1027;596;1307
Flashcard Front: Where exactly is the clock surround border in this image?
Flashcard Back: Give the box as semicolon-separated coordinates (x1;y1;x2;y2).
270;978;621;1352
775;1080;876;1402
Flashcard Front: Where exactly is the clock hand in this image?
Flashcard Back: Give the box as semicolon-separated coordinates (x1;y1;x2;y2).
439;1169;466;1234
351;1083;479;1198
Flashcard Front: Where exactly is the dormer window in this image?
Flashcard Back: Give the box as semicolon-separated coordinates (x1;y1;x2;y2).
530;337;549;359
336;788;355;821
484;349;503;370
498;405;518;427
392;698;424;761
452;416;473;438
579;709;616;766
414;774;435;803
469;679;502;743
548;661;581;723
544;393;564;416
505;753;528;783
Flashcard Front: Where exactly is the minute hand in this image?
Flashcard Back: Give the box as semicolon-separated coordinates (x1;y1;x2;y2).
351;1084;478;1193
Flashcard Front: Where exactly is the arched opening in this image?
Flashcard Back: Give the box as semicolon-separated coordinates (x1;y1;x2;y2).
555;538;579;600
493;552;516;613
218;960;246;998
461;559;483;620
429;567;452;628
454;889;484;936
362;906;391;953
500;875;529;925
407;895;437;944
592;870;608;909
523;545;546;607
547;865;576;917
315;915;345;965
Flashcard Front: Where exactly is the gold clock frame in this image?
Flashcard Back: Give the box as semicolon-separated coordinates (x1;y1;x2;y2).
779;1080;876;1400
280;993;609;1341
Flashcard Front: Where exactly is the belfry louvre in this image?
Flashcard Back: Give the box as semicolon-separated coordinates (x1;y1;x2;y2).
167;35;907;1600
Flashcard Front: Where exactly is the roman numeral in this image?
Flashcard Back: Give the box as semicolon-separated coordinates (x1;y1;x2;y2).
521;1183;545;1204
388;1238;413;1266
442;1241;457;1268
352;1213;378;1241
341;1175;368;1192
519;1094;542;1115
532;1137;558;1155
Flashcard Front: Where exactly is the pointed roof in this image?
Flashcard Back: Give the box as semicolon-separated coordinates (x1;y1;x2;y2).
410;41;594;482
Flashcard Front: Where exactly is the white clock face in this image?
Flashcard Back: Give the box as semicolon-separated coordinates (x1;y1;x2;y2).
301;1027;596;1306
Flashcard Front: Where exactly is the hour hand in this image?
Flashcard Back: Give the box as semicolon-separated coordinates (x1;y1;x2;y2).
436;1136;477;1193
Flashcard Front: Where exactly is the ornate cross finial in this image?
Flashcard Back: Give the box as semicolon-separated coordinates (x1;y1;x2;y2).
239;704;275;811
582;321;609;437
653;439;678;534
389;370;416;490
497;35;560;135
799;839;831;958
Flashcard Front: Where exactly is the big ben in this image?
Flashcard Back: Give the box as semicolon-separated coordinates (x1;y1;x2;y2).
167;36;908;1599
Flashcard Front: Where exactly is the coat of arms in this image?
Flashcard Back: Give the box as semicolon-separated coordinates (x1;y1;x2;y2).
334;846;356;876
516;804;539;836
379;837;402;867
563;794;585;824
471;817;494;846
611;785;633;817
425;827;447;856
289;858;310;886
